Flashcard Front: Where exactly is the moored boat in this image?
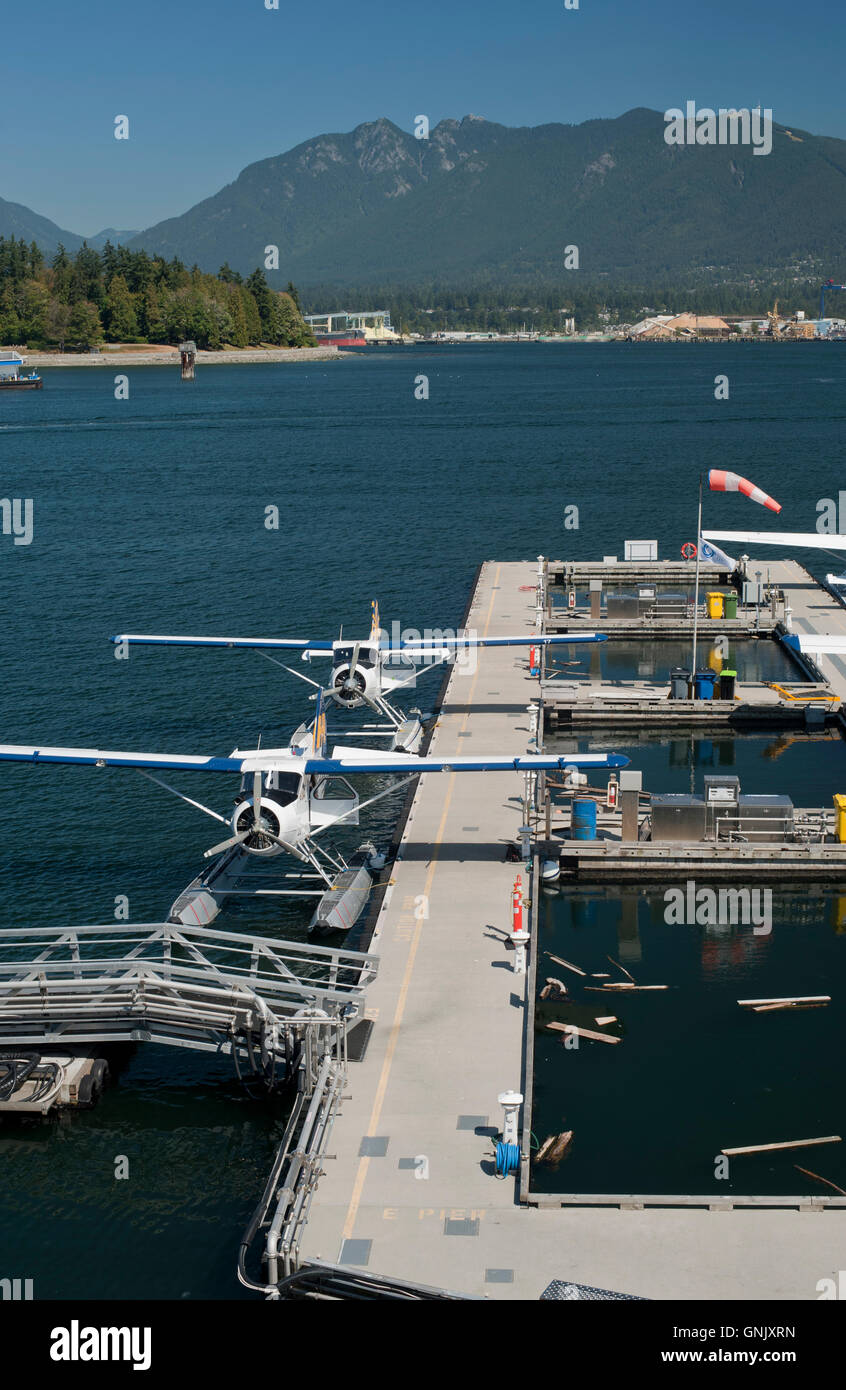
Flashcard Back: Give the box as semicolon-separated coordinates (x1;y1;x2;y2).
0;353;43;389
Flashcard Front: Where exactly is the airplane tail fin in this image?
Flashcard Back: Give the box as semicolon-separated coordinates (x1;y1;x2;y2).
370;599;380;639
312;687;328;757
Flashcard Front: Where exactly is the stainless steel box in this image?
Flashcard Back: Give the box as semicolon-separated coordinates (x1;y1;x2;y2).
737;794;794;842
651;794;707;842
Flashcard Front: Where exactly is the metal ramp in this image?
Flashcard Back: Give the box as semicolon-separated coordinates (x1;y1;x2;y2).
0;923;378;1086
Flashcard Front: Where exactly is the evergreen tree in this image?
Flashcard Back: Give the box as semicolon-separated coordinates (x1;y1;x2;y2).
140;283;165;341
227;287;249;347
104;274;139;341
68;299;102;349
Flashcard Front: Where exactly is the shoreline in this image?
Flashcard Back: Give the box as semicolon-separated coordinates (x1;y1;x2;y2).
19;345;343;368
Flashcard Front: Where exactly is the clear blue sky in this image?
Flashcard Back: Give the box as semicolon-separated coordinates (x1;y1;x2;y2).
2;0;844;235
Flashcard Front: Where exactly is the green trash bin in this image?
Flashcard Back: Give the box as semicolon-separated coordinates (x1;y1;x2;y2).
720;669;737;700
724;593;738;619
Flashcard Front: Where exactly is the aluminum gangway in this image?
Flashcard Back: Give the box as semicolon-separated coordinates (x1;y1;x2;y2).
0;922;378;1087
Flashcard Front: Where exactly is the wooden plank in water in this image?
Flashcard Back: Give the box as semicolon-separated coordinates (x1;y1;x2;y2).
738;995;830;1007
721;1136;842;1157
607;954;636;983
585;983;668;992
595;1015;618;1025
546;1022;620;1044
545;952;586;977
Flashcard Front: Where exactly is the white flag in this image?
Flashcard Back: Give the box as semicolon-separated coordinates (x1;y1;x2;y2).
699;536;736;568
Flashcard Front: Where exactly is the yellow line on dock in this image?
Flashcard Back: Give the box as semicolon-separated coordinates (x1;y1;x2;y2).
341;564;502;1244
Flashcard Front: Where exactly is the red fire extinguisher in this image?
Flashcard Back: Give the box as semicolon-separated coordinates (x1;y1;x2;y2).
606;775;619;809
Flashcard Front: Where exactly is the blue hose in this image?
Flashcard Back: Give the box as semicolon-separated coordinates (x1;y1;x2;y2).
495;1141;521;1177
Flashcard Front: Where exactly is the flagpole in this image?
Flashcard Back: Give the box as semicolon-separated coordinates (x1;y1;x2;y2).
690;473;703;686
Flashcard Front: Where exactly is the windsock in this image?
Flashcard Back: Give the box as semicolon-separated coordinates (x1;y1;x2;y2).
708;470;781;513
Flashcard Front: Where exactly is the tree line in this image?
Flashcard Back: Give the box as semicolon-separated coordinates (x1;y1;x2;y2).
301;278;837;334
0;238;314;350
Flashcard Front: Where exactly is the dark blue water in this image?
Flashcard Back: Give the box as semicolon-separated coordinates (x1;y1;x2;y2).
532;886;846;1197
547;636;801;683
1;343;844;1295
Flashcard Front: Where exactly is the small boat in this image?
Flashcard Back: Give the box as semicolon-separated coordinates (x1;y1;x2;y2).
0;353;43;390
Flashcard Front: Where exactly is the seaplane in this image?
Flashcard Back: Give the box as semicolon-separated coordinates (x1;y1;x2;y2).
110;602;607;753
0;692;628;935
702;528;846;655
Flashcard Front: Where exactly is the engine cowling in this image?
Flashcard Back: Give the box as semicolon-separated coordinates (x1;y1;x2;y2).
332;664;368;706
231;796;285;856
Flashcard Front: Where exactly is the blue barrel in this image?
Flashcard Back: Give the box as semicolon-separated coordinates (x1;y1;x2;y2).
572;797;597;841
694;669;716;700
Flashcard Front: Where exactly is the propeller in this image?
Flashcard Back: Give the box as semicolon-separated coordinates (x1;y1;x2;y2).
203;769;305;861
345;642;361;692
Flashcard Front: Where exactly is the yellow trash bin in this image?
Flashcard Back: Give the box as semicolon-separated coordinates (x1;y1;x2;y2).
834;794;846;843
706;591;724;619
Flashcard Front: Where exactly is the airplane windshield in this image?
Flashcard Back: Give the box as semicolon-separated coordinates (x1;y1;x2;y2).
268;772;300;805
335;645;376;668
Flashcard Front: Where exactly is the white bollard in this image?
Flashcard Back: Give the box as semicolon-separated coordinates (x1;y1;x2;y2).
498;1091;523;1148
512;927;530;974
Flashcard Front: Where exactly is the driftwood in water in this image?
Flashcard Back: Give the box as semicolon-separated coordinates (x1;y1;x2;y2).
545;952;586;978
794;1164;846;1196
594;1015;618;1026
721;1136;842;1157
591;972;610;978
546;1021;620;1044
540;977;568;1000
607;954;636;984
752;1001;829;1013
584;983;668;992
536;1130;574;1164
738;995;830;1008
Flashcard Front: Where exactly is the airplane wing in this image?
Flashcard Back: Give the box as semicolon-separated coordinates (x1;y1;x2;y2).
702;530;846;552
782;634;846;656
0;743;629;776
310;749;629;773
110;634;334;651
0;744;245;773
380;634;607;650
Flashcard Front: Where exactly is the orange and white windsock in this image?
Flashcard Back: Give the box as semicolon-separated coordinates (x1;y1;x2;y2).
708;470;781;513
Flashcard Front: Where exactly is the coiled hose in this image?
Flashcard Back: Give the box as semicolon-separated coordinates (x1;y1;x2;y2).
495;1141;521;1178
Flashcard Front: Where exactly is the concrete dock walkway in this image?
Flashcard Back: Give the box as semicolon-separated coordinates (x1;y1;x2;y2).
299;559;846;1300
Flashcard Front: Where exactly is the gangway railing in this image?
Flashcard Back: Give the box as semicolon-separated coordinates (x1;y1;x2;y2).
0;923;378;1086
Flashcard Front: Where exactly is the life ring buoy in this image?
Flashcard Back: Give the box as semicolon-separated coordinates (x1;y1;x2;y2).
681;542;697;560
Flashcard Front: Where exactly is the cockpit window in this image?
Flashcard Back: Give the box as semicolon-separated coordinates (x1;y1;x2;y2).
334;644;376;668
266;771;300;805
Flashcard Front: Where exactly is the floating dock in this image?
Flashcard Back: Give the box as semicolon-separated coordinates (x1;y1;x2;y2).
296;558;846;1299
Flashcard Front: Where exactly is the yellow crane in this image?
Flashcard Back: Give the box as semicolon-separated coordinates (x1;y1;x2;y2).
767;299;784;336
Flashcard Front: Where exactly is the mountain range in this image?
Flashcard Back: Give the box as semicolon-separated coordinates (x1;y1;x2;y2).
3;109;845;289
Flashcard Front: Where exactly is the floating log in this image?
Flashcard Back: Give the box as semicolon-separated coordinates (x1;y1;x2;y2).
794;1164;846;1196
607;954;636;984
536;1130;574;1165
594;1015;618;1025
545;952;586;977
752;1001;829;1013
738;995;830;1008
721;1136;842;1157
540;977;568;1000
585;983;668;992
546;1021;620;1044
591;972;610;978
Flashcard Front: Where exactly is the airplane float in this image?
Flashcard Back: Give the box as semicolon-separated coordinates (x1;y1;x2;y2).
111;602;608;752
0;692;628;935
